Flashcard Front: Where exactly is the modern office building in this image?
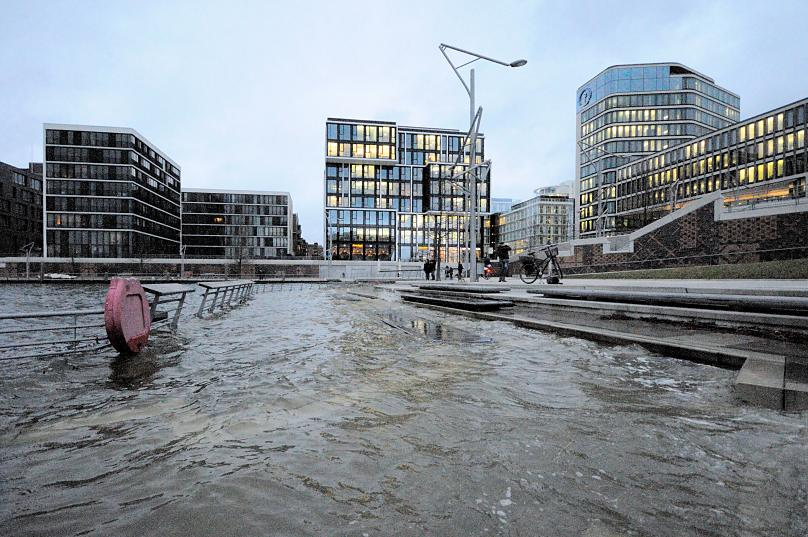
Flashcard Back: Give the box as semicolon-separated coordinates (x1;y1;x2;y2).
614;97;808;232
0;162;43;255
576;63;740;238
324;118;489;262
495;183;574;255
43;124;181;258
181;189;293;258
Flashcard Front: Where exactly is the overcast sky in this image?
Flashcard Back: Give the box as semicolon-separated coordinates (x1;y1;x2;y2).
2;0;807;243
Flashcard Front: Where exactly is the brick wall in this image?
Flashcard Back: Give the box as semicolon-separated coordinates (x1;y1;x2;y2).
554;203;808;274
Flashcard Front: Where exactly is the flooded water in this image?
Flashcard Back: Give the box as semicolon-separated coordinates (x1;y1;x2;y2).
1;284;806;536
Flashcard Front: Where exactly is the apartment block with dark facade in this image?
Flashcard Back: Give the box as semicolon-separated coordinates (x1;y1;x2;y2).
324;118;489;263
0;162;43;255
43;124;181;258
181;189;293;258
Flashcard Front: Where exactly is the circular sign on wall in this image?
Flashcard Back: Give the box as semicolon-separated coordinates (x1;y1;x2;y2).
578;87;593;108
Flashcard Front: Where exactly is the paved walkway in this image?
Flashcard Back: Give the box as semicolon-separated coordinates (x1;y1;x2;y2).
397;277;808;296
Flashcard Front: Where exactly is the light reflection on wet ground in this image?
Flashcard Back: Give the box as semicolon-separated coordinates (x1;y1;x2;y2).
0;283;806;536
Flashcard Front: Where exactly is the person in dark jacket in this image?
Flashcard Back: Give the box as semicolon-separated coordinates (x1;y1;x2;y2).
495;243;512;282
423;259;430;280
456;261;464;281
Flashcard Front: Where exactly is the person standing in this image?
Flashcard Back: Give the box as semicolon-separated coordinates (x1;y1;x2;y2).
456;261;464;281
423;259;430;280
495;243;512;282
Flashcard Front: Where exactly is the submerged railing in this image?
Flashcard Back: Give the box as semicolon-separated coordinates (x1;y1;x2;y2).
0;308;109;361
197;280;254;317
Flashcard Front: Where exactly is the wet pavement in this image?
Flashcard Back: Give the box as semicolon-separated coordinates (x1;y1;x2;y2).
1;283;806;536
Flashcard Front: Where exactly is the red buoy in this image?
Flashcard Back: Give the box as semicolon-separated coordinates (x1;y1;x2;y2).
104;278;151;354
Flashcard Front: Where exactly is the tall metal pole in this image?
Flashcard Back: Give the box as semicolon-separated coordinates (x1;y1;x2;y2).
469;69;478;282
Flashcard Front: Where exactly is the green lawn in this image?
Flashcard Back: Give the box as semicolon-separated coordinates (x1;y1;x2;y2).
567;258;808;279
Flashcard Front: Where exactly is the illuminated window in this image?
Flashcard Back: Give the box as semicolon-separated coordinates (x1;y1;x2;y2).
767;140;774;156
739;168;746;183
787;133;795;150
777;113;784;130
748;123;755;139
777;137;784;153
757;163;764;182
756;120;764;138
766;116;774;133
366;144;377;159
798;130;805;148
327;142;338;157
352;144;364;158
777;159;784;177
766;162;774;179
739;126;746;142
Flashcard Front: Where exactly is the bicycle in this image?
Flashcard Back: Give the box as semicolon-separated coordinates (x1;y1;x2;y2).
519;245;564;284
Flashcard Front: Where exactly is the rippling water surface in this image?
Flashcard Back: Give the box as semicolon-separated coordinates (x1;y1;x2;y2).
1;283;806;536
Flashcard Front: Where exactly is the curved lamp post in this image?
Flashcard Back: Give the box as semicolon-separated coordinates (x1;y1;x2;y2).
439;43;526;281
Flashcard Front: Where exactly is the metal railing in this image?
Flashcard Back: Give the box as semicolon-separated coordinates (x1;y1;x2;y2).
0;308;109;361
197;280;254;317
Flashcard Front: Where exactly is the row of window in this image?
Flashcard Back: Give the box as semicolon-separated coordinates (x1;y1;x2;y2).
181;214;288;226
618;153;807;209
618;120;807;183
182;203;288;216
183;235;288;247
46;129;180;178
45;164;180;205
329;243;393;261
46;197;179;229
327;123;396;143
46;229;179;258
47;212;181;241
581;123;711;154
182;193;288;205
184;245;289;258
581;108;731;139
579;91;739;124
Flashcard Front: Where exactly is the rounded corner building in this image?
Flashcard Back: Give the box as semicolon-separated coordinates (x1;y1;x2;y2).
575;63;740;238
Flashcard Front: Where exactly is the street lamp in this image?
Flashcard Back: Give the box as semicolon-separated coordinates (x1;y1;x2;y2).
439;43;526;281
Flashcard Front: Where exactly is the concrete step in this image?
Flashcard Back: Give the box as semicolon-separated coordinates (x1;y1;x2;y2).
529;288;808;314
401;299;807;411
507;295;808;335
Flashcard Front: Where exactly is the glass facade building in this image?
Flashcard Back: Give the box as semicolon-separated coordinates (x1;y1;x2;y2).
43;124;181;258
496;184;573;255
0;162;43;255
324;118;489;262
576;63;740;238
491;197;518;213
614;98;808;232
181;189;293;258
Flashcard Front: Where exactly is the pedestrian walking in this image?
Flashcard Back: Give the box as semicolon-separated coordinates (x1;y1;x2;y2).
423;259;430;280
445;265;453;280
456;261;464;281
495;243;511;282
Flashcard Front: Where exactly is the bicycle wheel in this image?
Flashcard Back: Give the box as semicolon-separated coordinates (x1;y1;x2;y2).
520;262;539;284
482;270;490;280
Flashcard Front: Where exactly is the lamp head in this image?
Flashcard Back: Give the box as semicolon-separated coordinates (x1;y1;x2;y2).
509;59;527;68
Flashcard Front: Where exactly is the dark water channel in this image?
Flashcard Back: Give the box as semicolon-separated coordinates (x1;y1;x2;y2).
0;284;806;536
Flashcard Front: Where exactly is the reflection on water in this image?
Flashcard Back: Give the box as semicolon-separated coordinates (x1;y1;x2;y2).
381;310;493;344
0;283;806;537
